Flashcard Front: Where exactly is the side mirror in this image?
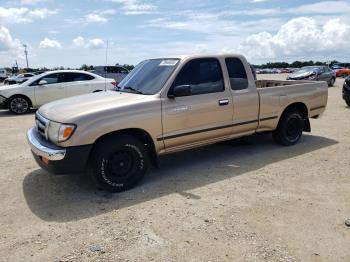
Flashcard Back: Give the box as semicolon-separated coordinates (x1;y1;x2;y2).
168;85;191;98
38;79;48;85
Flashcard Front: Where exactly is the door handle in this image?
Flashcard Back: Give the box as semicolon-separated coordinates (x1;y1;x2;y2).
218;99;229;106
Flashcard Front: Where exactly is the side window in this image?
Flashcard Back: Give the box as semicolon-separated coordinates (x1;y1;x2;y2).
173;58;224;96
31;73;60;85
65;73;94;82
225;58;248;90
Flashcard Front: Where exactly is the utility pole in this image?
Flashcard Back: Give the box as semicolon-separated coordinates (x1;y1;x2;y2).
23;44;29;68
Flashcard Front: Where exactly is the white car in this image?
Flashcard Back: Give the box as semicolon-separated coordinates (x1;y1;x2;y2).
4;73;35;85
0;68;10;81
0;70;116;114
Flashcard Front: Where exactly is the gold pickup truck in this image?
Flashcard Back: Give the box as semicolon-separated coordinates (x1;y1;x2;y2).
26;54;328;192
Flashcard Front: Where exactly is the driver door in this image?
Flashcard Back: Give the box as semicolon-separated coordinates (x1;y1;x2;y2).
33;73;66;106
161;58;234;150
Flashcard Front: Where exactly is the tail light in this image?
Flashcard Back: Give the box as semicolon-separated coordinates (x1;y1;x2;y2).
111;81;117;87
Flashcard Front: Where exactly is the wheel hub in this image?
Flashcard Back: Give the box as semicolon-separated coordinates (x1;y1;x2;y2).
108;150;134;178
286;118;301;140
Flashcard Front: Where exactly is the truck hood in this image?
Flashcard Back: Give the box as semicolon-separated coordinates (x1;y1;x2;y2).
38;91;150;123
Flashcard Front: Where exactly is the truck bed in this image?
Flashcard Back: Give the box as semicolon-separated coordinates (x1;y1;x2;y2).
255;80;328;132
255;80;308;88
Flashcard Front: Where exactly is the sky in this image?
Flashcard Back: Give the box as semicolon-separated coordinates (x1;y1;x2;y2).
0;0;350;68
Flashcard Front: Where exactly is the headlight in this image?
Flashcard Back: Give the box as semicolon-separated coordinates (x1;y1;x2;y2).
48;121;76;143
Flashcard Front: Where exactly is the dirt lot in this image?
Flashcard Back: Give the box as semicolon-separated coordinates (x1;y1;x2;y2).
0;74;349;261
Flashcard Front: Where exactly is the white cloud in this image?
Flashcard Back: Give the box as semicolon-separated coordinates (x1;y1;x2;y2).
0;26;21;52
48;30;59;34
0;26;25;66
85;13;108;23
108;0;156;15
66;9;116;25
0;7;57;24
21;0;49;4
87;38;105;49
39;37;62;49
288;1;350;14
72;36;105;49
238;17;350;61
28;8;57;19
72;36;85;47
145;12;282;36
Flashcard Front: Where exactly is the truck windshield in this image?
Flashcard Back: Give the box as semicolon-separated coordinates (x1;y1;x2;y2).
116;59;179;95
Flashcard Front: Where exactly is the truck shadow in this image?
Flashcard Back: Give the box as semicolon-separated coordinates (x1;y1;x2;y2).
23;134;337;222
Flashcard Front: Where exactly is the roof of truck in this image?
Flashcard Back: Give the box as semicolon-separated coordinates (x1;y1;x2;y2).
152;53;247;61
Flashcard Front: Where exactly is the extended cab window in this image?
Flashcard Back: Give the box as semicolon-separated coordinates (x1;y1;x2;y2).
225;58;248;90
117;67;128;74
173;58;224;96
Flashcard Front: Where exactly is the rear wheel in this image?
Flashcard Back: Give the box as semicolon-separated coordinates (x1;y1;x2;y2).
89;134;150;192
273;109;304;146
8;96;31;114
328;78;335;87
346;100;350;107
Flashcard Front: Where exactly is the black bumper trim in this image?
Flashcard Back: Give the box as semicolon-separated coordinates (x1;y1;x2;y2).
32;144;93;175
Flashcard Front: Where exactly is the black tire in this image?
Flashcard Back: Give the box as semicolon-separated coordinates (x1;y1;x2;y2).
8;96;31;114
89;134;150;192
346;100;350;107
273;109;304;146
328;78;335;87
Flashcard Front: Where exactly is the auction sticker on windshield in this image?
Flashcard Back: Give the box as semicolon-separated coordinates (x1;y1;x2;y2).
159;59;178;66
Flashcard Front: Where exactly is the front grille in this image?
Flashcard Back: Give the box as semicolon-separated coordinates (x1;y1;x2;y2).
35;112;49;139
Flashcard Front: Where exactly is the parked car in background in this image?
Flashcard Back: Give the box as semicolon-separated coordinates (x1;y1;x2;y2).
0;68;10;81
335;68;350;78
4;73;35;85
0;70;116;114
33;71;46;75
26;54;328;192
343;76;350;107
287;66;336;87
91;66;129;84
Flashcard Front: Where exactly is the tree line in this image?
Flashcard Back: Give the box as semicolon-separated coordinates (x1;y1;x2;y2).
253;60;340;69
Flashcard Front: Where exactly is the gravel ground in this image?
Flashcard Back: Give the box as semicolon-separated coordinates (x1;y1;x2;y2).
0;74;349;262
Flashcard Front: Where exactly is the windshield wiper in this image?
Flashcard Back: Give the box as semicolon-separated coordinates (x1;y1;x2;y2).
122;86;144;94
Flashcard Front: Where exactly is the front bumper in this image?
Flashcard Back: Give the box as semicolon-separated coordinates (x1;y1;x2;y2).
343;91;350;101
27;127;92;174
0;96;7;109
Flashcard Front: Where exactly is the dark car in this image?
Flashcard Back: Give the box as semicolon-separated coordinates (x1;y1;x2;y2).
343;76;350;107
287;66;336;87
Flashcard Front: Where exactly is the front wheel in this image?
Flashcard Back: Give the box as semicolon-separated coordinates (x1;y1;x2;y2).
8;96;31;114
89;134;150;192
273;109;304;146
